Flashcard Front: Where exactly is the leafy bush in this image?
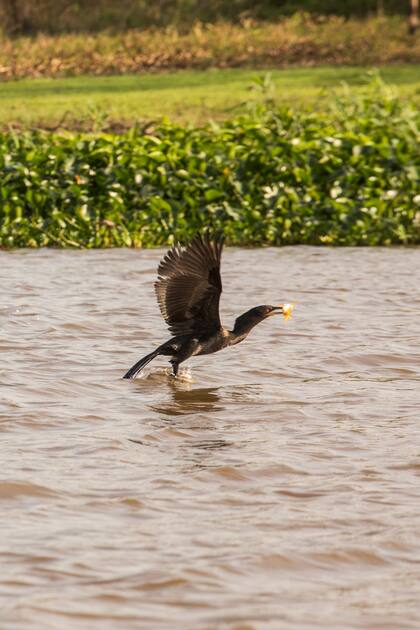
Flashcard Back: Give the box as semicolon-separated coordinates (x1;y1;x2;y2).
0;83;419;248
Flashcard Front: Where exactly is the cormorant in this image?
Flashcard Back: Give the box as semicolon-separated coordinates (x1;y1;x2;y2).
123;233;293;379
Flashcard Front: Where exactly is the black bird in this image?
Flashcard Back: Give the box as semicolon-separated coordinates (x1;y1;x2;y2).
123;233;293;379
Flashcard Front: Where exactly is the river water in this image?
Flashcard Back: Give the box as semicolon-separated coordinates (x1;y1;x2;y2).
1;246;420;630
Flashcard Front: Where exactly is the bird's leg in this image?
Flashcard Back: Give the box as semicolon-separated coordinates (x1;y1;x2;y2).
170;360;179;377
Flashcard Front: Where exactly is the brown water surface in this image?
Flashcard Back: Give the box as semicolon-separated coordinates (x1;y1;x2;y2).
1;247;420;630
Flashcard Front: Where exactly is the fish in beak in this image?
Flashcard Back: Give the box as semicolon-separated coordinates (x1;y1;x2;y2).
280;303;294;320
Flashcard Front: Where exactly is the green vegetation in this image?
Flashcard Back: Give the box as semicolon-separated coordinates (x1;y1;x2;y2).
1;80;418;248
1;66;420;130
1;16;418;82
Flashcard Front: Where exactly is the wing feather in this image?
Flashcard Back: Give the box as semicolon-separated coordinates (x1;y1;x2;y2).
155;233;223;336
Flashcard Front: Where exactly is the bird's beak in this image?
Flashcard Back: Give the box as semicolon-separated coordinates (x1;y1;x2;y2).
270;306;283;315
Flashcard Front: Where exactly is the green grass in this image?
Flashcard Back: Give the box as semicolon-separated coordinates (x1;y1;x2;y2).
1;66;419;129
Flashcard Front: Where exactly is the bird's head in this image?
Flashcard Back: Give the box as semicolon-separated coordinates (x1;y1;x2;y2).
232;303;294;336
253;304;294;321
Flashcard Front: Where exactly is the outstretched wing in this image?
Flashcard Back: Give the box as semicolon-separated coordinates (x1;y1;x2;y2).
155;233;223;337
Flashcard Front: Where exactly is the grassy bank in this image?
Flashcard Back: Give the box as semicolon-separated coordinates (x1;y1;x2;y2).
1;16;419;82
1;66;420;130
1;82;418;248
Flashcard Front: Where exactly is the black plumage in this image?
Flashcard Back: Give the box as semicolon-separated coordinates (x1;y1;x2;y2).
123;233;288;379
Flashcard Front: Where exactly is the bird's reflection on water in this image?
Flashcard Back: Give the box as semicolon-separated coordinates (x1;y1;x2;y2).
127;369;263;461
129;367;261;418
128;367;224;416
152;384;224;417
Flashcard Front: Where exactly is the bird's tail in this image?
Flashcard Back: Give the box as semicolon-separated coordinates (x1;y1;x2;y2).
123;349;160;379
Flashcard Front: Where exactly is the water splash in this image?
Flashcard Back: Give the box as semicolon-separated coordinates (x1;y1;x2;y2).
174;367;195;383
131;366;195;384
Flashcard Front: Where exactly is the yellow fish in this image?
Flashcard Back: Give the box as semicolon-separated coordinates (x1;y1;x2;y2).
281;303;295;320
